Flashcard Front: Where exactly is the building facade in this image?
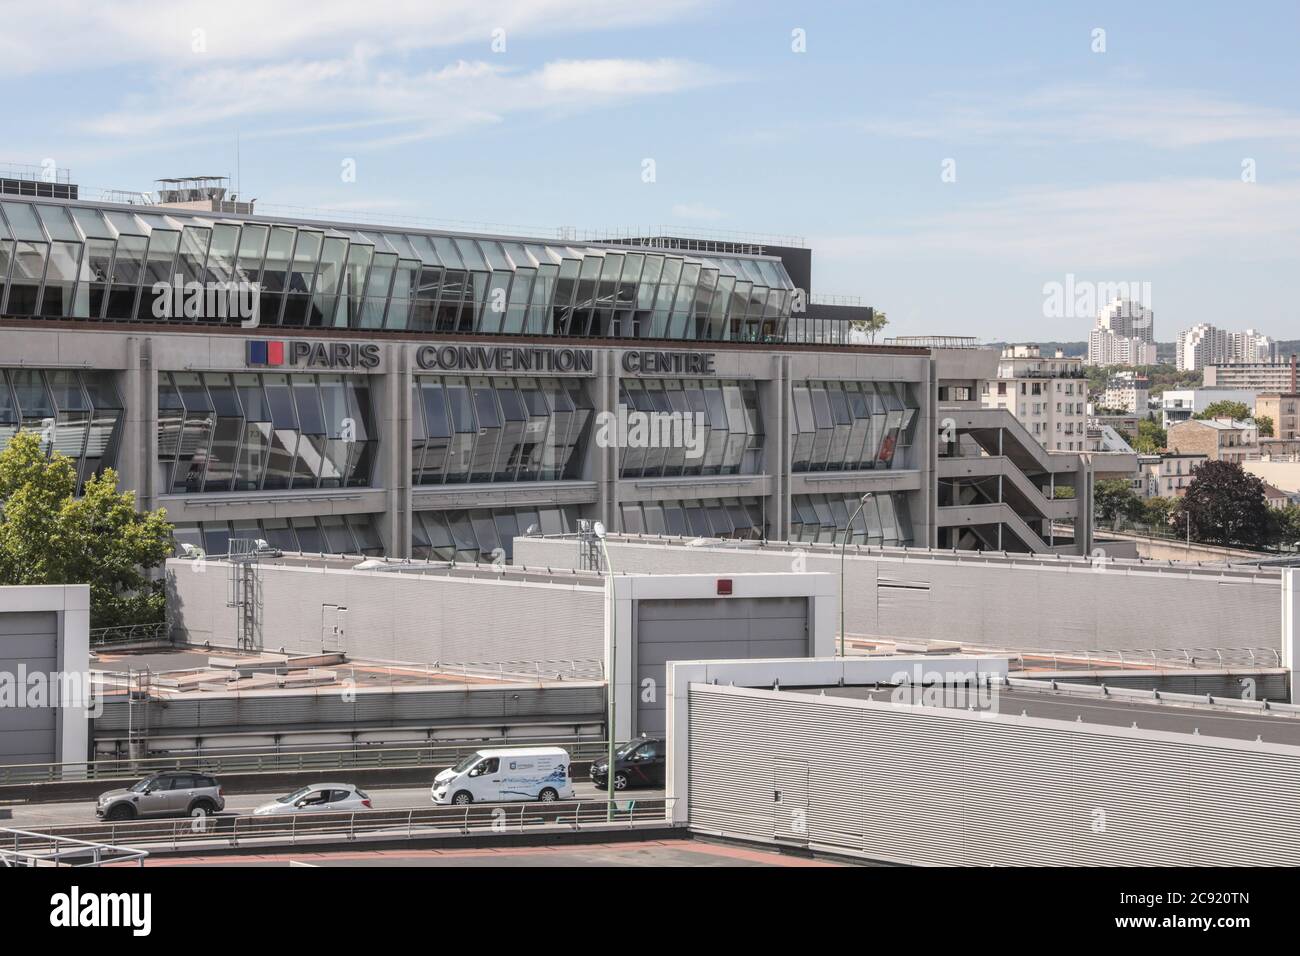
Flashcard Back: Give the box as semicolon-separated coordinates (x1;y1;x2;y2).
1101;371;1149;415
1159;387;1257;430
1255;393;1300;441
1166;418;1259;464
1138;452;1207;499
0;194;1114;559
1175;323;1277;372
1205;358;1298;392
980;345;1088;451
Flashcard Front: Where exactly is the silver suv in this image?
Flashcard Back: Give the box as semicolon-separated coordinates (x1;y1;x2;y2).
96;770;225;821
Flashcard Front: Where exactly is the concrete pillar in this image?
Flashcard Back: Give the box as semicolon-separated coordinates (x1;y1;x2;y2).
388;342;411;557
923;357;939;547
595;350;619;531
118;336;155;509
1284;568;1298;702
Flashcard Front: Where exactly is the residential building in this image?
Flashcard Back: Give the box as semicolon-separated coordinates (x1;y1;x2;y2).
1175;323;1276;372
1166;418;1259;464
1086;298;1156;367
1101;371;1150;415
1254;393;1300;441
1139;452;1207;499
1160;387;1257;429
980;345;1089;452
1205;356;1299;391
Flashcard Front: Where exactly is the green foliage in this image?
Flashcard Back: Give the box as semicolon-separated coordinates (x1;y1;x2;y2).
1271;506;1300;548
1141;496;1175;529
851;310;889;343
1052;485;1076;500
1133;419;1167;454
1256;414;1275;438
1193;400;1250;422
0;431;173;628
1094;478;1144;523
1174;460;1272;547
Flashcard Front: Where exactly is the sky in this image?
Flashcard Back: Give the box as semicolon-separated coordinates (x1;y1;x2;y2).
3;0;1298;343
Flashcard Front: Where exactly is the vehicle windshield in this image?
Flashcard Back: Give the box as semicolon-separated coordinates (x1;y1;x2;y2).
615;741;642;758
451;752;482;773
129;777;158;793
276;786;313;804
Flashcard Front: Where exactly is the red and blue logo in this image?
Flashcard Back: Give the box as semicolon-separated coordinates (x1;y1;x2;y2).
247;340;286;366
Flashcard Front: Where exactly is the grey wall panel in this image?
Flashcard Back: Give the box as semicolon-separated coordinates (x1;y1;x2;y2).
168;560;604;668
687;684;1300;866
517;538;1283;655
0;610;58;763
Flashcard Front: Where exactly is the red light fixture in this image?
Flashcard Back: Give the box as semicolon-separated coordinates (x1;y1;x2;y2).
717;578;733;595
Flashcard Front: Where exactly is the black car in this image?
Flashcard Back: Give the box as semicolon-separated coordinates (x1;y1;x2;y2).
590;737;665;791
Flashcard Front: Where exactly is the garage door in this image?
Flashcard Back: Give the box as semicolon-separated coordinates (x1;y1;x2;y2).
635;596;808;736
0;611;59;766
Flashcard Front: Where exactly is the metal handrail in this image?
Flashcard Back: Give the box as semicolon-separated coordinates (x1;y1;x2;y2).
0;737;610;786
2;827;149;867
6;799;673;854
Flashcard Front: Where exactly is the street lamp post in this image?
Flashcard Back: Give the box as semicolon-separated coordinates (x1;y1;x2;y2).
840;492;874;658
592;523;617;822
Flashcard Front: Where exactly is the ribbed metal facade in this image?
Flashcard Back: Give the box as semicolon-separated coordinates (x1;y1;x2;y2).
687;684;1300;866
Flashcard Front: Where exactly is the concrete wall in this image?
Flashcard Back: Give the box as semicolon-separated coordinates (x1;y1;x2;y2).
514;535;1284;655
166;558;605;666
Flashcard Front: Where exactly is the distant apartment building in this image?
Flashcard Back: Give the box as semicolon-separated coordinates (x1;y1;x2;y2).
1254;392;1300;441
1101;372;1150;415
980;345;1088;451
1205;355;1299;391
1138;452;1207;499
1087;298;1156;367
1159;387;1257;430
1166;418;1259;464
1175;323;1276;372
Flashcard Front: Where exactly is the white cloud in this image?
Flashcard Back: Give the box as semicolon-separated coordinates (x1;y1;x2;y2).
80;53;730;143
814;179;1300;271
858;84;1300;148
0;0;714;75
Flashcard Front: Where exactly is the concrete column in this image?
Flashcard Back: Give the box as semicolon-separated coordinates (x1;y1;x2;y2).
388;343;411;558
1284;568;1298;703
118;336;155;509
923;357;939;547
761;353;789;540
595;351;619;531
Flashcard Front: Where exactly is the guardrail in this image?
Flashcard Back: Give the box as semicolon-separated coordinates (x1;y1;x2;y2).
1006;646;1283;671
90;621;170;648
5;799;672;855
1;828;149;867
1005;676;1300;716
0;738;610;786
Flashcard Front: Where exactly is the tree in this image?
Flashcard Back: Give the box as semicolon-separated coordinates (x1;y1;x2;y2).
1194;400;1251;422
0;431;173;628
1094;478;1143;523
1256;414;1275;438
1271;505;1300;549
1141;496;1175;529
1174;460;1272;547
851;310;889;343
1133;419;1167;454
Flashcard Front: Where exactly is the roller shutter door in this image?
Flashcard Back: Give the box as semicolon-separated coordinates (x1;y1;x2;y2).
0;611;58;765
635;596;807;736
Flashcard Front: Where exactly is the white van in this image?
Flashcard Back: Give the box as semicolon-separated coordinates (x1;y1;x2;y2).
431;747;575;805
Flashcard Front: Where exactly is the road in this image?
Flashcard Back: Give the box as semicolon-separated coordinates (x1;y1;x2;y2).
2;781;665;830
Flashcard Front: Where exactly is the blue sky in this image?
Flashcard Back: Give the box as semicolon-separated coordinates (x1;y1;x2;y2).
4;0;1298;342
